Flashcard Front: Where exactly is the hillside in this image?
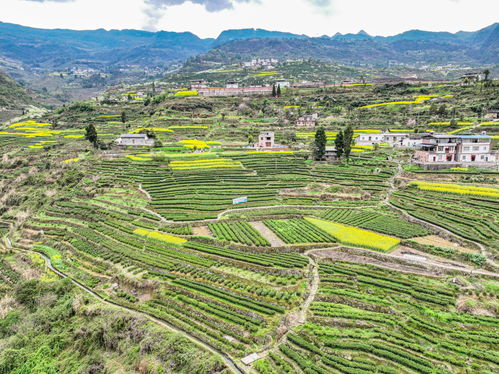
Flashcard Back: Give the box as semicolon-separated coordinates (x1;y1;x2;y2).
1;78;498;373
0;22;497;103
0;70;32;108
184;23;499;72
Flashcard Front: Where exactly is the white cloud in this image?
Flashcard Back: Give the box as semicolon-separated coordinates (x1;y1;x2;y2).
1;0;498;38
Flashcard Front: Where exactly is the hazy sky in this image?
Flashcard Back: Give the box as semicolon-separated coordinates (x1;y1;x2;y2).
2;0;498;38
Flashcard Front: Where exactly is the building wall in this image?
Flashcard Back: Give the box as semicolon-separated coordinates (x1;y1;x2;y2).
198;87;272;97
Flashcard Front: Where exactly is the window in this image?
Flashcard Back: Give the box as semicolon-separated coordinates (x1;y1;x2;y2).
481;155;485;160
464;147;469;151
473;146;479;151
438;146;443;152
462;155;466;160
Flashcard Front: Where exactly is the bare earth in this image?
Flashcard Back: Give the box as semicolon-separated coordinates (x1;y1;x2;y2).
413;235;478;253
192;226;213;238
249;221;286;247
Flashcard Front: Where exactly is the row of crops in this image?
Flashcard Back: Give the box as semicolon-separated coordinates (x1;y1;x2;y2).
92;154;396;221
322;208;429;238
28;194;310;356
390;188;499;255
208;221;270;246
261;217;400;252
254;260;499;373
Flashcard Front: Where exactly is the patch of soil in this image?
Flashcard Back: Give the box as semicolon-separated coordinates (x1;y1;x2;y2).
456;295;496;317
193;226;213;238
413;235;477;253
249;221;285;247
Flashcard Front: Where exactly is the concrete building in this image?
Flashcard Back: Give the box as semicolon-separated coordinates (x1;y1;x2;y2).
413;133;496;169
115;134;155;146
189;79;208;90
276;81;291;88
356;131;423;148
197;86;272;97
485;109;499;120
254;131;289;151
226;81;239;89
296;114;318;127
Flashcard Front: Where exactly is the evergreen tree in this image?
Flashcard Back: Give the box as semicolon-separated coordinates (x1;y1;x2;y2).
276;84;281;97
483;69;490;81
85;124;98;148
272;84;277;97
121;111;127;123
334;130;344;159
314;126;327;160
343;125;354;161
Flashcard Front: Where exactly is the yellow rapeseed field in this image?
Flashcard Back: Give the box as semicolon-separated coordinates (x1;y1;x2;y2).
133;228;187;245
169;158;242;170
410;181;499;198
305;217;400;252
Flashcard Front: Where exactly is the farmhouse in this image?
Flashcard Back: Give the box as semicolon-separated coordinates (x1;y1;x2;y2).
189;79;208;90
115;134;155;146
276;80;290;88
413;133;497;169
226;81;239;88
296;114;318;127
197;86;273;97
485;109;499;120
460;72;484;83
254;131;289;151
243;58;278;67
356;132;423;148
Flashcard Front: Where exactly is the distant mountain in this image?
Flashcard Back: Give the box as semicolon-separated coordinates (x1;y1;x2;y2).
0;21;497;99
214;28;306;46
0;22;213;71
184;23;499;70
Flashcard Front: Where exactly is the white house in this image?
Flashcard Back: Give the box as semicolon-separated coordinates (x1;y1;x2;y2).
458;134;495;163
356;132;423;148
115;134;155;146
296;113;318;127
226;81;239;89
276;81;290;88
413;132;496;169
356;133;385;145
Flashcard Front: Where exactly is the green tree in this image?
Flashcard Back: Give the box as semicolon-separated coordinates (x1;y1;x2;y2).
85;124;98;148
276;84;282;97
334;130;344;159
272;84;277;97
483;69;490;81
343;125;354;160
314;126;327;160
121;111;127;123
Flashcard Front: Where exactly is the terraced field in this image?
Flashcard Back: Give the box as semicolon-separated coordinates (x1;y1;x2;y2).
254;261;499;374
391;186;499;255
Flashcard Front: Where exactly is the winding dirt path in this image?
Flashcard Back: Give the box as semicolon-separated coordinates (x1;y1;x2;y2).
9;241;245;374
249;221;285;247
241;249;324;367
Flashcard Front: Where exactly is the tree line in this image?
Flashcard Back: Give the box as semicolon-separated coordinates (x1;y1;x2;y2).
313;124;354;161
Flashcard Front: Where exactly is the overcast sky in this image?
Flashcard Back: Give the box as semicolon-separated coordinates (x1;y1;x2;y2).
2;0;498;38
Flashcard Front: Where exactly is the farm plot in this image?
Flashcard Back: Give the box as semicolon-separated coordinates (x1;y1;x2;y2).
305;217;400;252
323;208;429;238
28;193;310;356
254;260;499;374
391;188;499;255
208;221;270;246
263;219;336;244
